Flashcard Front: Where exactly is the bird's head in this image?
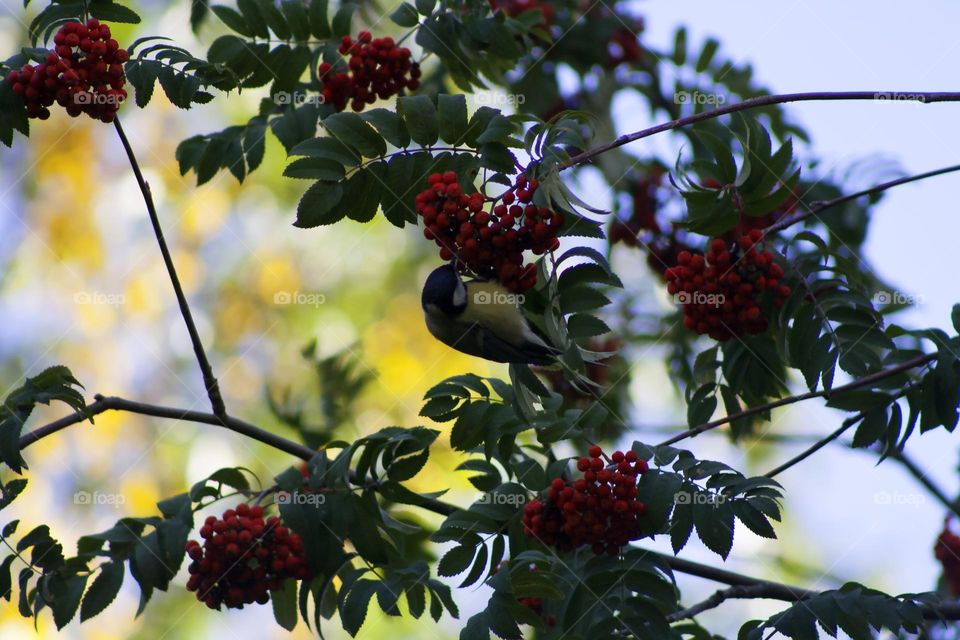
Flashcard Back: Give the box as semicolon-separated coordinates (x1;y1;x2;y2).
421;263;468;317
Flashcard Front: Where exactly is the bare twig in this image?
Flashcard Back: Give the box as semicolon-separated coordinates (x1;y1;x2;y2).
765;162;960;235
113;117;227;419
563;92;960;169
657;353;934;446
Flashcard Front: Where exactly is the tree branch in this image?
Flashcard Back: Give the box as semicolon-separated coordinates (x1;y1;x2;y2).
763;412;864;479
562;91;960;169
18;395;960;621
656;353;934;447
18;395;459;517
765;162;960;235
113;117;227;419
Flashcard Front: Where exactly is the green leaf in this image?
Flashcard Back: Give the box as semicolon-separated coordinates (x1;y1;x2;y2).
341;578;378;636
437;94;468;144
272;579;298;630
398;95;439;146
390;3;420;27
323;113;386;158
438;544;476;577
283;157;347;180
672;27;687;65
360;109;411;149
693;500;734;559
80;561;124;621
52;574;88;630
308;0;330;38
88;1;141;24
295;181;345;227
210;5;253;36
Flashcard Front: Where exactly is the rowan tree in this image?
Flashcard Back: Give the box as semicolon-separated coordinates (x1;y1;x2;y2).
2;1;960;638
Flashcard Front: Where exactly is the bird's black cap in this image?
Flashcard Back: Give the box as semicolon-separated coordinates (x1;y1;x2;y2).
422;264;467;315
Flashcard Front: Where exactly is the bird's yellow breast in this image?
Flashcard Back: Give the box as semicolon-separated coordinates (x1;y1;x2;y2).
460;280;528;346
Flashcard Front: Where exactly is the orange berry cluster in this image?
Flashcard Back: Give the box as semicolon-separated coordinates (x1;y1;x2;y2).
664;229;790;341
523;447;648;555
935;521;960;596
6;20;128;122
416;172;563;293
488;0;556;24
185;504;309;610
317;32;420;113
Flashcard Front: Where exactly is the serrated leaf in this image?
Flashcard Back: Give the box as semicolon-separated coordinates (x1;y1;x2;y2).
80;561;124;621
295;180;345;227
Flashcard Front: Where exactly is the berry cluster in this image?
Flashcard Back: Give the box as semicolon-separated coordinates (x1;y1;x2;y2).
488;0;556;25
935;521;960;596
518;596;556;628
416;172;563;293
185;504;309;609
664;230;790;341
5;20;128;122
317;32;420;113
523;447;648;555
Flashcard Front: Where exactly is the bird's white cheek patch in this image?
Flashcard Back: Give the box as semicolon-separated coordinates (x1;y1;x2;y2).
452;283;467;307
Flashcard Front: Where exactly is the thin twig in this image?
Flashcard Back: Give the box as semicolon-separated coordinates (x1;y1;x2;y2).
562;92;960;169
113;118;227;419
763;413;864;479
657;353;934;446
765;162;960;235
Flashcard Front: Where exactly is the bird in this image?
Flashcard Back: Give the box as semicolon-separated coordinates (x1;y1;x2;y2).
421;263;560;365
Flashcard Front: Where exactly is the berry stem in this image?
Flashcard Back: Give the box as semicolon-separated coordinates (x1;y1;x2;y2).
112;117;228;420
563;92;960;170
656;352;935;446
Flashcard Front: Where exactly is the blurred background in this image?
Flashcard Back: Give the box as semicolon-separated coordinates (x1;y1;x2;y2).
1;1;959;638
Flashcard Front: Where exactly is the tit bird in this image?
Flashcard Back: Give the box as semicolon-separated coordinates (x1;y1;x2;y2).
421;263;560;365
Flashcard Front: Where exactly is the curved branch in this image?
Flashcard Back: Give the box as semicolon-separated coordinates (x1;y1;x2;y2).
766;162;960;235
656;353;934;447
18;395;459;517
562;91;960;169
18;394;960;619
113;118;227;419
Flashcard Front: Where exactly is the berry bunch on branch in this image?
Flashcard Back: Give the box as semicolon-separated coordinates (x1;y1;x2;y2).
523;447;648;555
185;504;310;610
416;171;563;292
664;230;790;340
6;19;128;122
317;31;421;113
